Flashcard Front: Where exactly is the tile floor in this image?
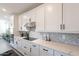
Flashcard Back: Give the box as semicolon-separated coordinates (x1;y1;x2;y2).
0;38;12;54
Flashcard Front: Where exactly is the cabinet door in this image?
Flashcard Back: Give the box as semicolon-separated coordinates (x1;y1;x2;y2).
63;3;79;33
17;40;22;52
9;16;14;34
48;49;54;56
21;15;27;31
21;12;31;31
45;3;62;32
9;16;14;28
29;9;36;22
40;46;48;56
24;9;36;23
54;50;70;56
35;4;45;32
21;9;36;31
21;39;31;56
14;37;18;48
14;37;23;53
18;15;23;31
30;43;40;56
19;14;29;31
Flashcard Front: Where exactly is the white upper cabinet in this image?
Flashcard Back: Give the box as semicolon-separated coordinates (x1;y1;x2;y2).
9;15;14;28
23;12;31;23
18;15;23;31
45;3;62;32
9;15;14;34
18;3;79;33
18;4;62;32
29;9;36;22
19;14;28;31
22;17;27;31
23;8;36;24
63;3;79;33
18;8;36;31
35;4;45;32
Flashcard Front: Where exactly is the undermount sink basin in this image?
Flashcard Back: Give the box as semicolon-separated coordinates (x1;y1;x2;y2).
23;37;37;41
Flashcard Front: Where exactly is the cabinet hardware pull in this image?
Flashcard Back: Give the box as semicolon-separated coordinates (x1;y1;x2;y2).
61;55;63;56
24;52;27;55
32;45;36;47
16;42;17;44
43;49;48;51
30;48;31;52
24;46;27;48
63;24;65;30
60;24;62;30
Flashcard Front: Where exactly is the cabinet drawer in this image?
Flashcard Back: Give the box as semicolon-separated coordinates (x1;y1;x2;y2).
22;46;30;52
22;49;30;56
54;50;70;56
30;43;40;56
40;46;53;56
31;43;39;48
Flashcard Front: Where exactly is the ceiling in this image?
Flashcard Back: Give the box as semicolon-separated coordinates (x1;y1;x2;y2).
0;3;42;15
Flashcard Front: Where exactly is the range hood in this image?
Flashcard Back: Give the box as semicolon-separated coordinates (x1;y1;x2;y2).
24;18;36;31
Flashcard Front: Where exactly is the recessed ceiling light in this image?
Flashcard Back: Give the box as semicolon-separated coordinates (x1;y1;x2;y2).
2;8;7;12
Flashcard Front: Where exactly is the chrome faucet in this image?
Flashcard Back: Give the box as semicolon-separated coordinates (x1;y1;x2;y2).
46;33;51;41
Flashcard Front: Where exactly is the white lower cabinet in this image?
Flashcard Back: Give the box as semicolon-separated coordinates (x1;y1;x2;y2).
40;46;53;56
21;46;31;56
14;37;31;56
14;37;22;50
14;37;71;56
21;40;31;56
14;38;24;54
16;40;23;53
14;37;18;48
54;50;70;56
30;43;40;56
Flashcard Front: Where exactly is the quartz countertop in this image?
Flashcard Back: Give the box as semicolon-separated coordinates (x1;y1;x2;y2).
14;36;79;56
32;39;79;56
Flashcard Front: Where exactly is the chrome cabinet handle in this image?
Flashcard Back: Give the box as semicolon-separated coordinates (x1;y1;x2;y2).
32;45;36;47
60;24;65;30
16;41;17;44
24;46;27;48
30;48;31;52
43;49;48;51
60;24;62;30
63;24;65;30
61;55;63;56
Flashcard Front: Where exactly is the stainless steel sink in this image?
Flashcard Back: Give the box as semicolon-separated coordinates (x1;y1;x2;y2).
23;37;37;41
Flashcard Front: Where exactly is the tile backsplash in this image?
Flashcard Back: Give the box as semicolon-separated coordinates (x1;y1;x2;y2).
31;32;79;45
19;31;79;46
30;31;42;39
41;32;79;46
